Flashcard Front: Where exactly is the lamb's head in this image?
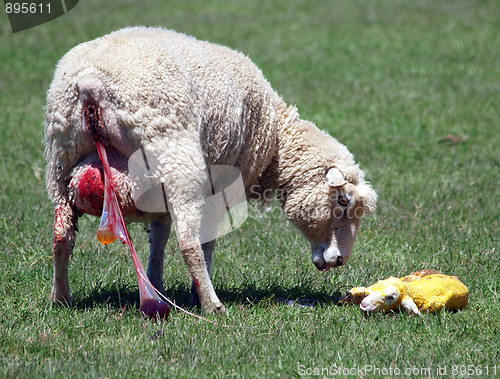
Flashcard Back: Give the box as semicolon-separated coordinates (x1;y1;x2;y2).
283;165;377;271
357;277;405;312
351;277;421;314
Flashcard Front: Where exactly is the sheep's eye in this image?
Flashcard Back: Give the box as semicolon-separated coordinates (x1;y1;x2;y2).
386;294;396;301
338;196;349;207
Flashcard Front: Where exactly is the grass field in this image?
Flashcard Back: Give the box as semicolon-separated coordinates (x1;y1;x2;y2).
1;0;499;377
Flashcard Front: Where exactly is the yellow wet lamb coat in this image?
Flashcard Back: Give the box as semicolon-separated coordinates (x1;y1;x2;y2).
346;271;468;315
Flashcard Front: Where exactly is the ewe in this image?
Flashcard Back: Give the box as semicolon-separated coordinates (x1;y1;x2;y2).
45;27;377;313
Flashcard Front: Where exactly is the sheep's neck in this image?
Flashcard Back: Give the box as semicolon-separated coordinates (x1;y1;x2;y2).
261;110;325;197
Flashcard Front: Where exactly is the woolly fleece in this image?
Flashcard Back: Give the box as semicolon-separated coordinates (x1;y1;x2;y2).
45;27;377;313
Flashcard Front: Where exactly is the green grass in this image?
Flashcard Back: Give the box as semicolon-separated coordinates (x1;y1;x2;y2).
1;0;499;376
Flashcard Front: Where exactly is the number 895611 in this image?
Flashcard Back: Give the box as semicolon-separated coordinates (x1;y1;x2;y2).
5;2;51;14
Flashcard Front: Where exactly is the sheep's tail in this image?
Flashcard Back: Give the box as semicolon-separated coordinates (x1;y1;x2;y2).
82;96;108;144
78;75;108;143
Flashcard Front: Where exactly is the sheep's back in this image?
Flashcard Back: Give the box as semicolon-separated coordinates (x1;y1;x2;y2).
48;27;281;191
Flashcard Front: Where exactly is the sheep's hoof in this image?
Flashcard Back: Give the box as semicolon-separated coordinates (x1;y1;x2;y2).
50;291;73;307
200;300;226;315
191;285;226;314
208;302;226;315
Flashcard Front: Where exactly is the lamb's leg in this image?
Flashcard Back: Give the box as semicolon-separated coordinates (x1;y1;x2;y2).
147;219;171;294
51;203;78;305
190;239;216;306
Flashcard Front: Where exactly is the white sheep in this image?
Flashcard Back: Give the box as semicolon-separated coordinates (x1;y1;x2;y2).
45;27;377;313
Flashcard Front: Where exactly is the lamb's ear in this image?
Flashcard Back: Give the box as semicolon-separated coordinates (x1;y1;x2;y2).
350;287;368;304
401;296;421;315
349;286;367;296
338;287;367;305
326;168;346;187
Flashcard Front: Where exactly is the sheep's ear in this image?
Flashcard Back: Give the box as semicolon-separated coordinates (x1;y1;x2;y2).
326;168;346;187
357;182;378;216
401;296;421;315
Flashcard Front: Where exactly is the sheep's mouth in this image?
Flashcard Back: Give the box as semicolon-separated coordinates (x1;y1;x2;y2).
312;247;331;271
69;148;137;217
312;245;345;271
315;260;331;271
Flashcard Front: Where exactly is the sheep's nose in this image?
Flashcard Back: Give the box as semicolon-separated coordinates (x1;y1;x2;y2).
336;256;343;267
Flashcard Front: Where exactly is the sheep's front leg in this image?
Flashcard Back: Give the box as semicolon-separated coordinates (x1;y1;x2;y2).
175;202;224;314
182;243;225;314
170;192;224;314
147;219;171;294
191;239;216;306
51;204;78;305
142;125;225;313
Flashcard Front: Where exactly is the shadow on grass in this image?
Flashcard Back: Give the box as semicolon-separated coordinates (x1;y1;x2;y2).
217;281;348;308
73;279;348;311
73;282;141;311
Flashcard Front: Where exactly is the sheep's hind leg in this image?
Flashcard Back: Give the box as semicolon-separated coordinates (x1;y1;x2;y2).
147;219;171;294
51;203;78;306
176;201;224;313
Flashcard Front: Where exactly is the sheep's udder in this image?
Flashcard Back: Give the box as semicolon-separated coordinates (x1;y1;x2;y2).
95;140;170;320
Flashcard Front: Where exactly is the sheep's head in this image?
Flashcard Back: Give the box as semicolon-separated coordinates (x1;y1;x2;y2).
353;277;421;315
284;166;377;271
